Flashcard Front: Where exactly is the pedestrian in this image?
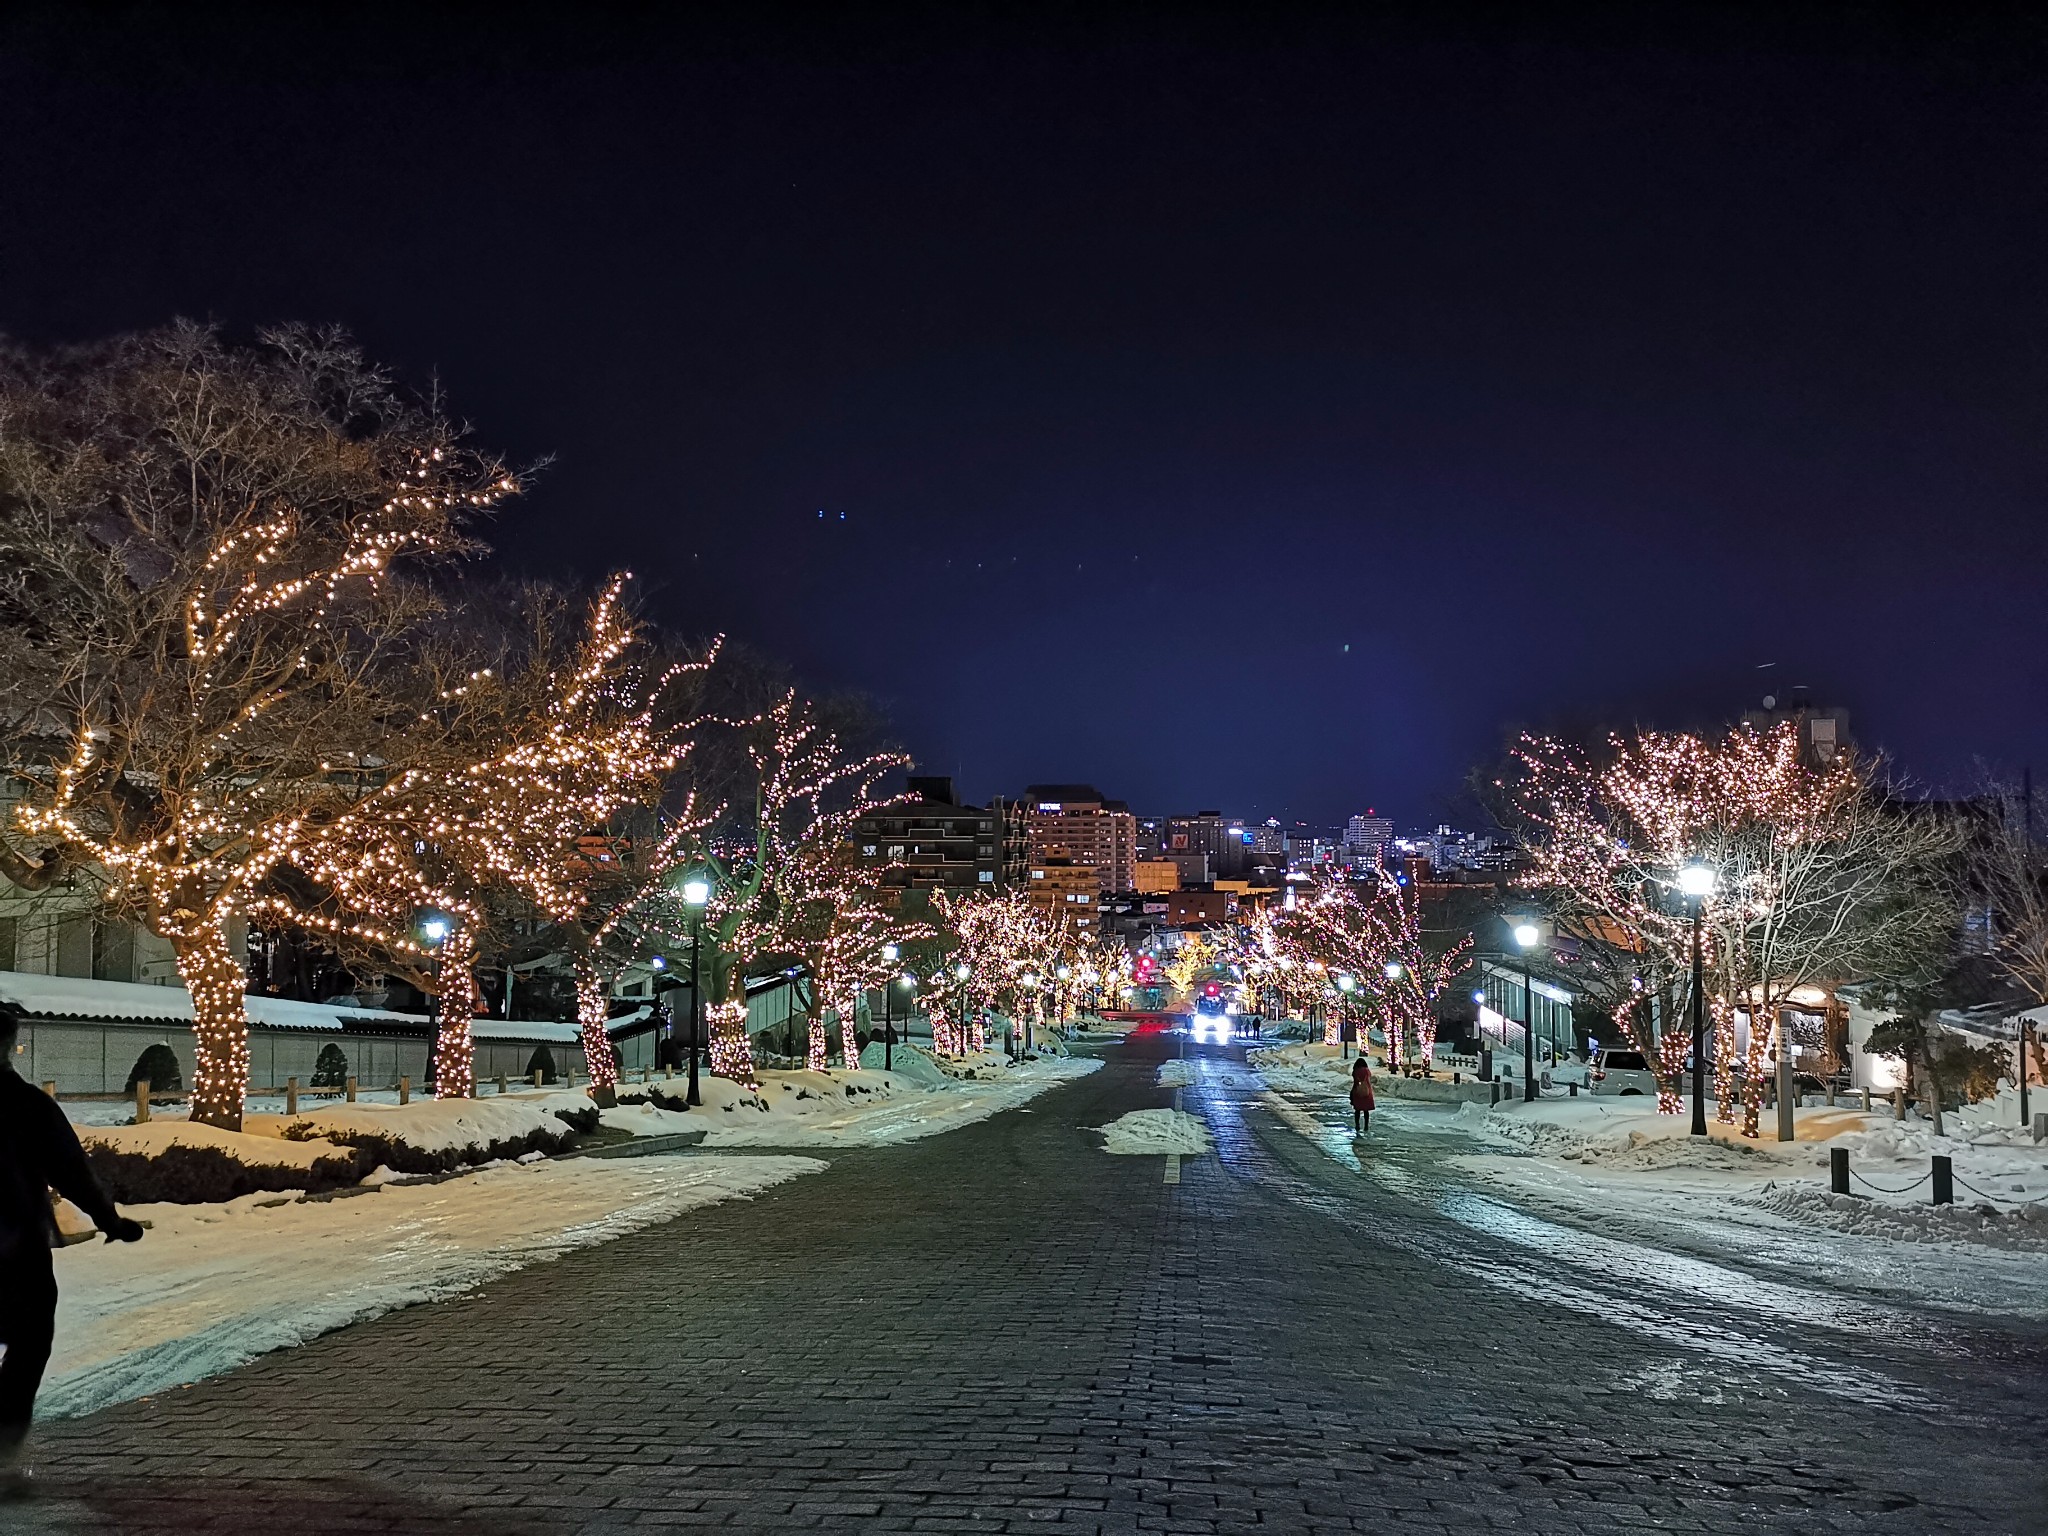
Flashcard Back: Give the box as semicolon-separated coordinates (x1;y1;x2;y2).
0;1001;145;1498
1350;1053;1375;1135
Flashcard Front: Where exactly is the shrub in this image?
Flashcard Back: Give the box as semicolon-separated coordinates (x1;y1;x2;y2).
310;1043;350;1089
525;1045;558;1084
551;1103;601;1135
617;1083;690;1113
124;1043;183;1094
84;1140;371;1204
277;1121;573;1175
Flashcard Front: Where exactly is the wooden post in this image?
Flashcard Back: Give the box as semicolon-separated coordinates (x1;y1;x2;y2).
41;1080;56;1099
1829;1146;1849;1195
531;1069;544;1088
285;1076;299;1116
497;1074;508;1095
346;1076;358;1103
134;1080;151;1125
1892;1086;1905;1121
1860;1085;1870;1114
399;1075;411;1106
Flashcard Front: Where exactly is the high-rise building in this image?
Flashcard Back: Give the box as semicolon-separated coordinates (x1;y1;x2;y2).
1343;811;1393;865
1025;855;1102;935
850;777;1024;901
1251;819;1287;855
1022;785;1139;895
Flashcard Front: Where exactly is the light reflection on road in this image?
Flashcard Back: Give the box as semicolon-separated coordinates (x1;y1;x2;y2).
1163;1045;1982;1411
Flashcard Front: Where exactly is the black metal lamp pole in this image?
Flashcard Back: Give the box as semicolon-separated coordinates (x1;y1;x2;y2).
1689;898;1708;1136
1522;954;1537;1103
686;908;704;1107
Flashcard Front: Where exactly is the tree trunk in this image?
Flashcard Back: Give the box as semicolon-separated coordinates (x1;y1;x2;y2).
575;960;619;1090
707;998;758;1087
173;920;251;1131
839;998;860;1070
806;1008;827;1072
432;931;480;1099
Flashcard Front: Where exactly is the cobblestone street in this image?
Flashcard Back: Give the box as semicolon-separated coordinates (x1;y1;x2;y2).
23;1034;2048;1534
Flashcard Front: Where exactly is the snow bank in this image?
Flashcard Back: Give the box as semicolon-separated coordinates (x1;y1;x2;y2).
82;1119;346;1171
245;1096;575;1156
700;1056;1101;1149
1096;1109;1212;1156
1157;1060;1199;1089
1742;1187;2048;1253
43;1152;823;1421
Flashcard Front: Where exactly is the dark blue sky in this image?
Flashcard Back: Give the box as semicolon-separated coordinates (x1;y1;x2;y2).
4;3;2045;826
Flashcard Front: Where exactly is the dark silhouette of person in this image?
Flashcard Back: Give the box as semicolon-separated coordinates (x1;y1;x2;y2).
0;1000;144;1497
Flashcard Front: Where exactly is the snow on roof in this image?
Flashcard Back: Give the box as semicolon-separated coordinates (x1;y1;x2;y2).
0;971;650;1043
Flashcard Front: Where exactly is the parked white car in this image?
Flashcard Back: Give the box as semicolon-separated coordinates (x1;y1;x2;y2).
1590;1048;1659;1097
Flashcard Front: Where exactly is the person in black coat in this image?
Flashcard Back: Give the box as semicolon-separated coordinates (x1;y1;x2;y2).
0;1001;144;1496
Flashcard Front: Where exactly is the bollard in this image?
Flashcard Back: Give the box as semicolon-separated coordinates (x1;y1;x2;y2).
1931;1154;1953;1205
532;1069;544;1088
41;1080;56;1099
134;1080;151;1125
1860;1086;1871;1114
285;1076;299;1116
1829;1146;1849;1196
2033;1112;2046;1144
497;1074;508;1095
642;1067;651;1084
346;1075;358;1103
399;1075;411;1106
1826;1080;1836;1107
1569;1082;1578;1097
1892;1087;1905;1121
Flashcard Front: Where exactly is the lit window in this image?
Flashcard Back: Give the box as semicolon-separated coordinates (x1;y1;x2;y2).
978;870;994;882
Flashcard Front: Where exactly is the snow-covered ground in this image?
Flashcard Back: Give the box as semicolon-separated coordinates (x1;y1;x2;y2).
43;1152;821;1421
686;1053;1101;1148
1249;1046;2048;1316
1097;1109;1212;1156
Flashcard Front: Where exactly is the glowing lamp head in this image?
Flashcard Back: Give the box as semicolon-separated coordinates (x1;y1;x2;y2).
1512;922;1540;949
418;915;451;945
650;956;665;971
1383;962;1403;980
955;962;970;980
1472;990;1486;1004
682;878;711;907
1677;863;1717;899
1057;965;1071;979
1337;973;1356;993
900;972;917;989
882;943;899;962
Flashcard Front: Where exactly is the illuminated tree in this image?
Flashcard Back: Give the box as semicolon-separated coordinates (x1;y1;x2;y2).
1512;723;1961;1131
691;691;908;1086
0;324;514;1128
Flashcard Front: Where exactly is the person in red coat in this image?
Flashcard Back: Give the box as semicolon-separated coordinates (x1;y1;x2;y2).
1350;1055;1375;1135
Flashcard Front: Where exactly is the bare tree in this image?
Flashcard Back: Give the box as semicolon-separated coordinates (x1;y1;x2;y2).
0;323;514;1127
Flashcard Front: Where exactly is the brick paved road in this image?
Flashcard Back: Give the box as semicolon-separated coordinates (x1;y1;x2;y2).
21;1033;2048;1533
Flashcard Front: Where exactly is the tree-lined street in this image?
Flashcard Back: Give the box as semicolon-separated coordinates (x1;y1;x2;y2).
23;1032;2045;1534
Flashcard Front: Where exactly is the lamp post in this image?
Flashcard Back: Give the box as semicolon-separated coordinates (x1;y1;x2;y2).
881;943;899;1072
416;911;451;1096
1337;973;1356;1059
1383;962;1404;1073
1513;921;1541;1103
1678;863;1716;1137
682;878;710;1107
954;961;971;1055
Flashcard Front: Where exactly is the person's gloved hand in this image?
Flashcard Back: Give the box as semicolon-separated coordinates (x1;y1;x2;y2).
102;1216;145;1243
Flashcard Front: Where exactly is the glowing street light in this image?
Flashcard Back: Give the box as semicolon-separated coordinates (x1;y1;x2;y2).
1511;919;1542;1102
681;877;711;1106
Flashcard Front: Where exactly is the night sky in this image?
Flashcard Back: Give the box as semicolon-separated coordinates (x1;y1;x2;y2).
5;4;2045;827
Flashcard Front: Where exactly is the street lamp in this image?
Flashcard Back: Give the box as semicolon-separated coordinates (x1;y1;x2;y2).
954;962;971;1055
1337;973;1356;1059
1512;920;1541;1102
1678;863;1716;1137
415;910;453;1095
881;943;900;1071
682;877;710;1107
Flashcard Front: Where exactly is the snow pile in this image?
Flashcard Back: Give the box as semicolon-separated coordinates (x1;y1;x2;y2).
1157;1059;1200;1089
83;1119;346;1171
1096;1109;1212;1156
246;1096;576;1156
1813;1120;2048;1208
1741;1187;2048;1252
43;1152;823;1421
704;1056;1100;1148
859;1042;952;1087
